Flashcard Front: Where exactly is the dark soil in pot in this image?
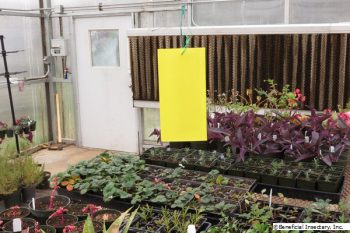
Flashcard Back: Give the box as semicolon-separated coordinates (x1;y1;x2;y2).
74;220;103;233
0;207;30;221
3;218;36;232
29;225;56;233
29;195;71;219
66;204;88;220
92;209;121;227
46;214;78;232
22;186;36;203
3;189;22;208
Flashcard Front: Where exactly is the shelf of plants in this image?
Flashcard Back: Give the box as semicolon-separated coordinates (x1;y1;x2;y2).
54;153;257;216
50;151;350;232
141;146;348;202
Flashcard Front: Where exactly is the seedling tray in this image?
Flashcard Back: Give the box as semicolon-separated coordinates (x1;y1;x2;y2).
253;179;345;204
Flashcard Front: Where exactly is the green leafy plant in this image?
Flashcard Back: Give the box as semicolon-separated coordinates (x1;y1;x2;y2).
0;158;21;195
20;155;44;187
83;207;138;233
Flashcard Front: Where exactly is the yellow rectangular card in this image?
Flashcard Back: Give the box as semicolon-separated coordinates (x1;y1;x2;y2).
158;48;207;142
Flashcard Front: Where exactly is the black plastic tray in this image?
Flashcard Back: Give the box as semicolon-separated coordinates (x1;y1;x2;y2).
253;180;344;204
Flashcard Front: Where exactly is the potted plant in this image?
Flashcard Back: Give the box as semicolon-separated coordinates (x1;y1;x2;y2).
0;206;30;221
0;121;8;139
261;160;284;185
92;209;121;227
2;218;36;232
29;180;71;219
74;220;103;233
46;207;78;231
6;125;16;138
0;158;22;208
66;204;89;221
37;171;51;189
317;173;341;193
20;156;44;203
296;169;318;190
84;207;138;233
278;170;299;187
28;222;56;233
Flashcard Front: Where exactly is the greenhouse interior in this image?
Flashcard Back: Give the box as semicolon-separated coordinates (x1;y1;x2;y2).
1;0;350;232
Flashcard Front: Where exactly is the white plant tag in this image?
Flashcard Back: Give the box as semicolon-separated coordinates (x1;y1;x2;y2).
224;136;229;142
330;146;335;153
187;224;196;233
269;189;273;208
272;135;277;141
217;123;221;128
305;136;310;143
258;133;262;141
13;218;21;232
290;144;293;150
32;198;36;210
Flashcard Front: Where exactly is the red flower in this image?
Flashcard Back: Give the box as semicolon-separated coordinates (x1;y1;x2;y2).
295;88;301;94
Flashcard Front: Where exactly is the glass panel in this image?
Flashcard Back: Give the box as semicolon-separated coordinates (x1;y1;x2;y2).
143;108;160;143
90;30;119;67
0;83;49;146
290;0;350;23
193;0;285;26
56;83;76;141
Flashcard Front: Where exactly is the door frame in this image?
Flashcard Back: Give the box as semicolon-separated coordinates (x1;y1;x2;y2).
68;14;143;153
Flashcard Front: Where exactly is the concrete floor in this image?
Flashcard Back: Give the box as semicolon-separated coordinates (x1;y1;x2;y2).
33;145;104;175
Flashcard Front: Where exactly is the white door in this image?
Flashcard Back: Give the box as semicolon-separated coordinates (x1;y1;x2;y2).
75;16;139;152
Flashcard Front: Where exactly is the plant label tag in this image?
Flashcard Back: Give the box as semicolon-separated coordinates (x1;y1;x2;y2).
269;189;273;207
13;218;21;232
305;136;310;143
330;146;335;153
187;224;196;233
32;198;36;210
258;133;262;141
272;135;277;141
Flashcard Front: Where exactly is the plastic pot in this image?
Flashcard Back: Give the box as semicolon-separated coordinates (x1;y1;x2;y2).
3;218;36;232
29;225;56;233
46;214;78;233
28;195;71;219
37;171;51;189
22;186;36;203
0;130;5;139
74;220;103;233
23;126;30;134
6;128;14;138
29;121;36;132
261;173;278;185
296;177;317;191
0;207;30;221
244;169;262;182
2;189;22;208
317;178;341;193
66;204;88;221
92;209;121;228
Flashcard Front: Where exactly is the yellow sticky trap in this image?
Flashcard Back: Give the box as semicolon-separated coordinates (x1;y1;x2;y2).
158;48;207;142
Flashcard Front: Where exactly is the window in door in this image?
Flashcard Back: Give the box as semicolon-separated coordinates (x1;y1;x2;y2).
90;30;120;67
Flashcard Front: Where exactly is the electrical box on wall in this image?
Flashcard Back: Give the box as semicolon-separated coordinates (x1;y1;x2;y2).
51;38;67;56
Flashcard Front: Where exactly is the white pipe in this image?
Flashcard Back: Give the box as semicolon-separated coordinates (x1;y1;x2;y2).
127;23;350;36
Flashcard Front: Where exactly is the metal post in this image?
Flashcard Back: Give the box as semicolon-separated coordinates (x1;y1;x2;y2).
0;35;20;155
